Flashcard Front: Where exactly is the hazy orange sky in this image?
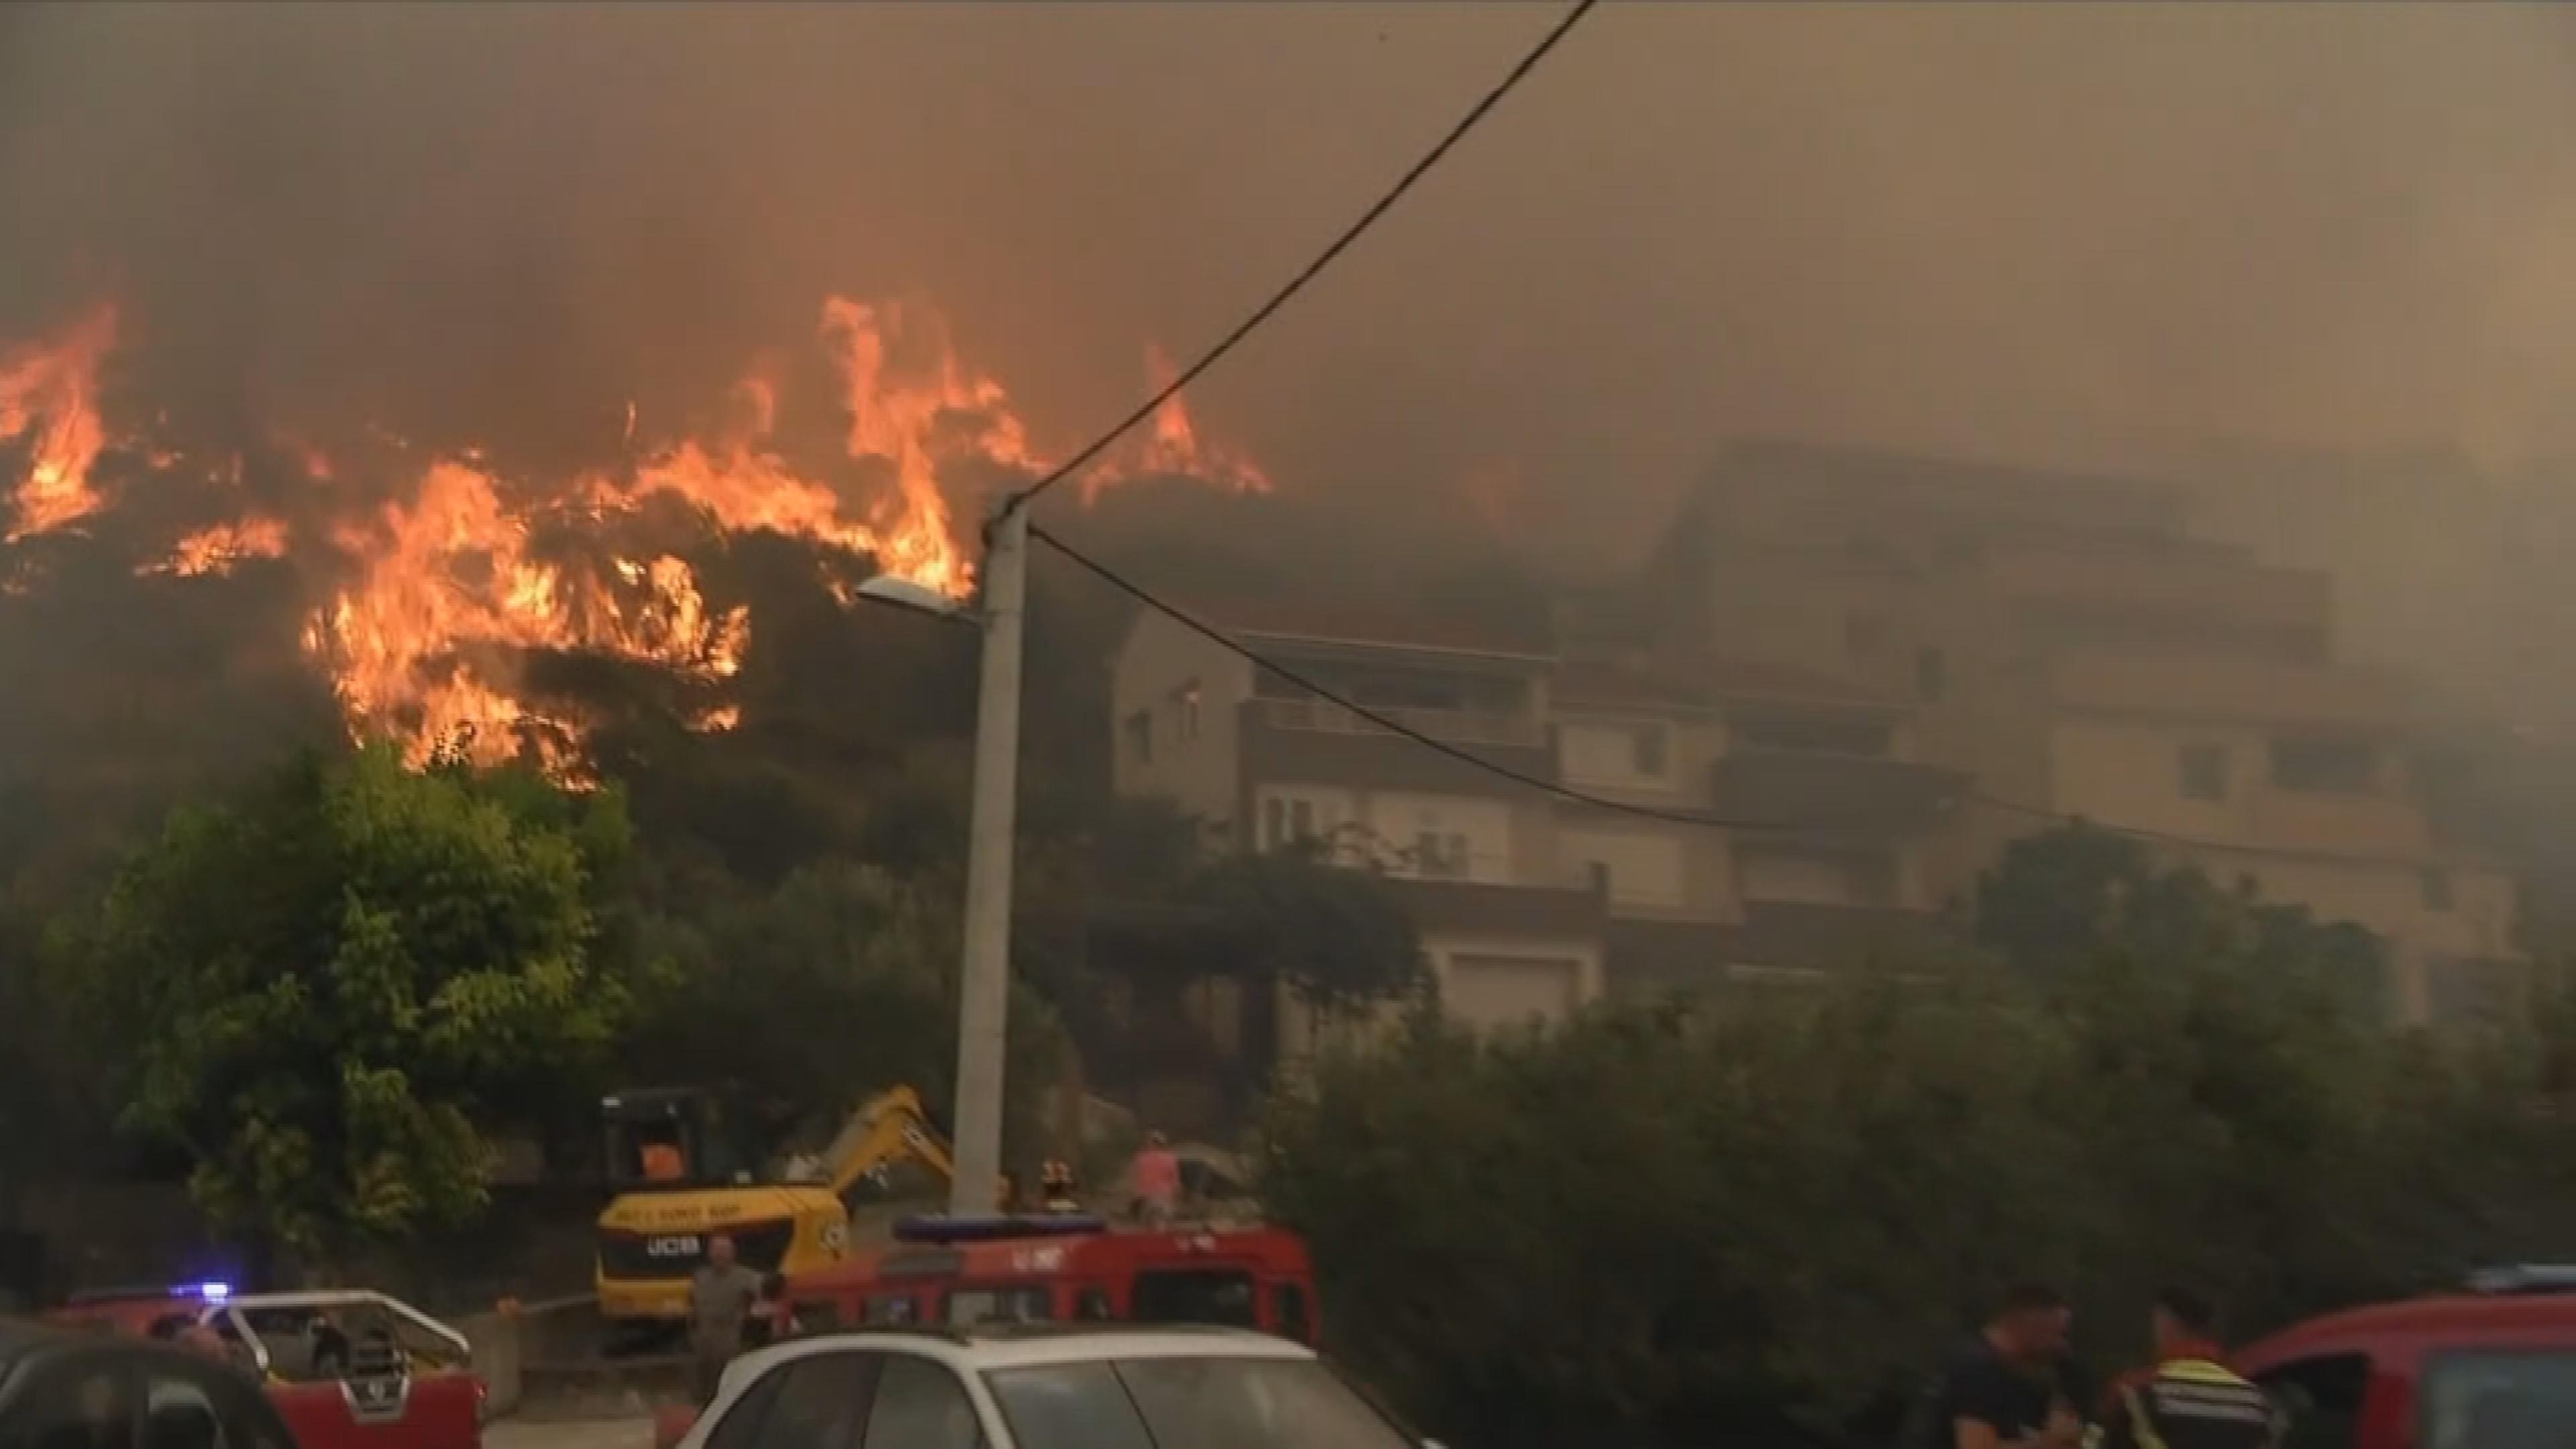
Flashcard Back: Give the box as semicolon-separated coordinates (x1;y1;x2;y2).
5;3;2575;555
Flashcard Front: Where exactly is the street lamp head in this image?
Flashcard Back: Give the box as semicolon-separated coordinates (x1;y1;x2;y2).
852;574;979;625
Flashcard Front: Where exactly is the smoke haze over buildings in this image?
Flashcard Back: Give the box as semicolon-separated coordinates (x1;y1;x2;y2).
5;3;2576;716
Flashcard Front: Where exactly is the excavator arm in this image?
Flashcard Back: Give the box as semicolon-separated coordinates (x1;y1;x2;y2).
816;1086;956;1200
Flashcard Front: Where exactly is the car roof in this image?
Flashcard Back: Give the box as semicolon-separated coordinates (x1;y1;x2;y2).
2239;1293;2576;1371
751;1323;1317;1373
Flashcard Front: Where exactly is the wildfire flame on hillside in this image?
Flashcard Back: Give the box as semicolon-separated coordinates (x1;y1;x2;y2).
1;292;1267;773
0;303;119;542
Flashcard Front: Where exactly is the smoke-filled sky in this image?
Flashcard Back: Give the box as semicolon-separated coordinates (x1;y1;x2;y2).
7;2;2576;558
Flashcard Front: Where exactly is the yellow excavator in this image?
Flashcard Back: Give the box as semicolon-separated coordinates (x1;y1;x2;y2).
592;1083;953;1342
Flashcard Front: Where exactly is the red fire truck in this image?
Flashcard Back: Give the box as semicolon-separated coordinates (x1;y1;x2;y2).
2235;1265;2576;1448
45;1285;484;1449
771;1214;1322;1347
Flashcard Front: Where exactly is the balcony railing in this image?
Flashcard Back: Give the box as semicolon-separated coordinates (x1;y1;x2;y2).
1251;696;1544;748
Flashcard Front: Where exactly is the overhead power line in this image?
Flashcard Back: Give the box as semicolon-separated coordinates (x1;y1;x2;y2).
1034;521;1924;835
1004;0;1602;515
1032;523;2440;867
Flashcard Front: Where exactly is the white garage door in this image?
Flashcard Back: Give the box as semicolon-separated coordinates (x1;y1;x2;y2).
1445;954;1582;1032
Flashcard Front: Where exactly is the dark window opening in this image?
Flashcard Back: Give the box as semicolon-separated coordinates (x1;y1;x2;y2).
1632;725;1669;777
945;1285;1053;1326
1123;710;1154;766
1731;713;1893;757
1915;647;1947;702
860;1293;918;1326
2178;744;2229;802
2255;1353;2369;1449
2422;868;2454;912
2271;737;2376;794
1130;1268;1258;1330
1272;1283;1312;1344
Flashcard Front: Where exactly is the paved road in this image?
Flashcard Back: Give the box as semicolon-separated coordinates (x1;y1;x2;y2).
486;1417;653;1449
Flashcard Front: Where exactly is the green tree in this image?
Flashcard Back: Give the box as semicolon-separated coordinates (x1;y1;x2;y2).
623;859;1073;1161
1258;826;2576;1448
62;744;637;1267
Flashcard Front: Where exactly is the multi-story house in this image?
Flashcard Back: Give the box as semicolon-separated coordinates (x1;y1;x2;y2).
1112;599;1606;1037
1648;439;2520;1024
1109;596;1971;1047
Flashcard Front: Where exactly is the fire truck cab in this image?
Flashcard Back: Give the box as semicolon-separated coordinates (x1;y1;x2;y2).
772;1214;1321;1347
2235;1265;2576;1449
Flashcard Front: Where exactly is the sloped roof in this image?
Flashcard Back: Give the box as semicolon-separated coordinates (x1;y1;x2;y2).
1553;653;1897;714
1187;596;1554;661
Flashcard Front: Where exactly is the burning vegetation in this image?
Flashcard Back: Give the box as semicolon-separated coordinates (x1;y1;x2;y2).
0;292;1266;773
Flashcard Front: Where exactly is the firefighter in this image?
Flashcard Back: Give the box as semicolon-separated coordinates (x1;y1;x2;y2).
2097;1288;2282;1449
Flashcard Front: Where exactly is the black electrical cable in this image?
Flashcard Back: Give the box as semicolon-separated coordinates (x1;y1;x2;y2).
1033;521;2434;866
1032;521;1938;835
1005;0;1601;515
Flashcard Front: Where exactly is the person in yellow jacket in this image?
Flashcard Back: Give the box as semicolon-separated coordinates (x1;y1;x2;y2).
2096;1288;2282;1449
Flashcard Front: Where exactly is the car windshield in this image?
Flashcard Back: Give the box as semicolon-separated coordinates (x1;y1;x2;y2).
984;1356;1412;1449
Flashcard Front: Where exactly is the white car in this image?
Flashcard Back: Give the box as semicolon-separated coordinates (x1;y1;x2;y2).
669;1323;1432;1449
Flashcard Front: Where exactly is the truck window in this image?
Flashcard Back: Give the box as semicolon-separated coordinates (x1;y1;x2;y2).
2420;1350;2576;1449
784;1298;841;1334
1271;1283;1311;1344
1130;1268;1257;1330
946;1285;1051;1326
2255;1354;2369;1449
861;1293;918;1326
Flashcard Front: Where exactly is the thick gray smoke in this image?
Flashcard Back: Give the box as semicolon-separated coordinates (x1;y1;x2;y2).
5;3;2576;708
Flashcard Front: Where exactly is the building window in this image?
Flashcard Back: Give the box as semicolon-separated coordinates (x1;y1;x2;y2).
1123;710;1154;765
1586;861;1611;898
1631;724;1668;779
1731;713;1893;757
1915;647;1947;702
1260;796;1324;853
1415;831;1470;879
2178;744;2228;802
1172;680;1201;743
2271;737;2376;794
2422;867;2454;912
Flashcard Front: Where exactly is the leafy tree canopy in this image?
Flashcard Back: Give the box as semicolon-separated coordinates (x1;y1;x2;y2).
61;744;636;1264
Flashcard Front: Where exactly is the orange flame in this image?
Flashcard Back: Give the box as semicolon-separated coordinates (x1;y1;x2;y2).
7;290;1272;774
148;515;291;578
1085;344;1271;502
302;458;753;769
0;303;119;541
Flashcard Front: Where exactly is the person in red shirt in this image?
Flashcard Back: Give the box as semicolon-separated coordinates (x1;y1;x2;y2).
1128;1131;1181;1227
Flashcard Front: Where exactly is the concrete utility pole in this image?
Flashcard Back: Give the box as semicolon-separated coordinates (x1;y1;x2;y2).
945;500;1027;1216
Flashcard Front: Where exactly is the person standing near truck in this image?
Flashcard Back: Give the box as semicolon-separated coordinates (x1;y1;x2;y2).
2097;1288;2281;1449
1917;1284;2086;1449
688;1234;766;1405
1129;1132;1181;1227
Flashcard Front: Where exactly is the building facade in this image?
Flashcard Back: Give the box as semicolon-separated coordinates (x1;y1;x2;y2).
1650;440;2520;1024
1108;598;1968;1043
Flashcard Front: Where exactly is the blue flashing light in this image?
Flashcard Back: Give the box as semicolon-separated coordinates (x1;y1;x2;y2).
893;1213;1108;1245
198;1281;231;1301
